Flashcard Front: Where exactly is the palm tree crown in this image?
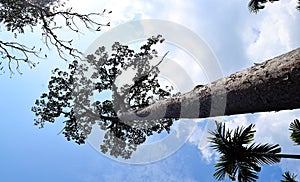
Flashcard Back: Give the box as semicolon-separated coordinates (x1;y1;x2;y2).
208;121;282;182
281;171;298;182
289;119;300;145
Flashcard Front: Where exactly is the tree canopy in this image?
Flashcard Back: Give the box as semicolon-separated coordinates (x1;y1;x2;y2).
0;0;110;73
32;35;177;159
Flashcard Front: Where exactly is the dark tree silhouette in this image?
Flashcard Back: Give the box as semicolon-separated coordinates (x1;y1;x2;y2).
248;0;300;13
290;119;300;145
0;0;110;74
32;35;175;159
208;121;300;182
32;38;300;159
281;171;298;182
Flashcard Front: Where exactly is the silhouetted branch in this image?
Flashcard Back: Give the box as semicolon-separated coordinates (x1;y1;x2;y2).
0;40;40;74
0;0;110;74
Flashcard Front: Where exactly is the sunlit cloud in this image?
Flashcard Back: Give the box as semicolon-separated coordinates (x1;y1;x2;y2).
254;110;300;178
244;0;300;63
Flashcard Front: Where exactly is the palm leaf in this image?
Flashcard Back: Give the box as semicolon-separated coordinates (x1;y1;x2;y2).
208;121;232;153
214;158;237;181
289;119;300;145
290;119;300;133
232;124;255;146
209;122;260;181
281;171;298;182
237;162;259;182
246;143;281;165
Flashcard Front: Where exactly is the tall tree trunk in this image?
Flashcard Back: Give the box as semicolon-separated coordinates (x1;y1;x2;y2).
119;48;300;121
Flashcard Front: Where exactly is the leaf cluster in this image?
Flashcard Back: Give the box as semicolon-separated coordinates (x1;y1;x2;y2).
0;0;60;33
32;35;176;159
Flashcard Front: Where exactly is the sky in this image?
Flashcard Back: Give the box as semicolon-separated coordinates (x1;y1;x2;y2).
1;0;300;181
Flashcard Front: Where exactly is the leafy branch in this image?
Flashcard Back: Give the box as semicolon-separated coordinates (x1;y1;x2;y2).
32;35;176;159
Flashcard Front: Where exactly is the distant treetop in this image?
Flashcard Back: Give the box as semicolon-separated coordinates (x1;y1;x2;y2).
248;0;300;13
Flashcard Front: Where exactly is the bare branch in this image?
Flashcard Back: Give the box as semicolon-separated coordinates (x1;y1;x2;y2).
0;40;40;74
0;0;111;74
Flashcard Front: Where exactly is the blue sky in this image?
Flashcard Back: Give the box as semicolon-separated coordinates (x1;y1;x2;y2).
1;0;300;181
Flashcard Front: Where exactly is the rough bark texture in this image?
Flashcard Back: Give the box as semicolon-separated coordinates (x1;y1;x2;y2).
119;48;300;121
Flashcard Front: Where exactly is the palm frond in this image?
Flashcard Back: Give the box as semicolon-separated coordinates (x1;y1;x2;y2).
233;124;255;146
208;121;232;153
289;119;300;145
246;143;281;165
214;158;237;181
237;162;259;182
290;119;300;133
281;171;298;182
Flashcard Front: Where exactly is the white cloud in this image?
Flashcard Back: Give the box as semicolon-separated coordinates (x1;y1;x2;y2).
87;0;203;34
244;0;300;63
253;110;300;179
189;123;214;162
66;0;107;13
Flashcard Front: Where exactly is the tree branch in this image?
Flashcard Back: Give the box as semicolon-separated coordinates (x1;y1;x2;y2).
0;0;110;74
0;40;40;74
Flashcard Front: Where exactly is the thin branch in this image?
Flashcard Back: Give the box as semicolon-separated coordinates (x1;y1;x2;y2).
0;0;111;74
0;40;40;73
149;51;169;73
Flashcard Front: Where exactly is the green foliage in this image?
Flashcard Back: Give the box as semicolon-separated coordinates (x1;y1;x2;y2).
289;119;300;145
281;171;298;182
32;35;176;159
208;121;281;182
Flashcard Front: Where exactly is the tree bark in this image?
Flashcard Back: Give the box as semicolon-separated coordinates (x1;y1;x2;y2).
118;48;300;121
